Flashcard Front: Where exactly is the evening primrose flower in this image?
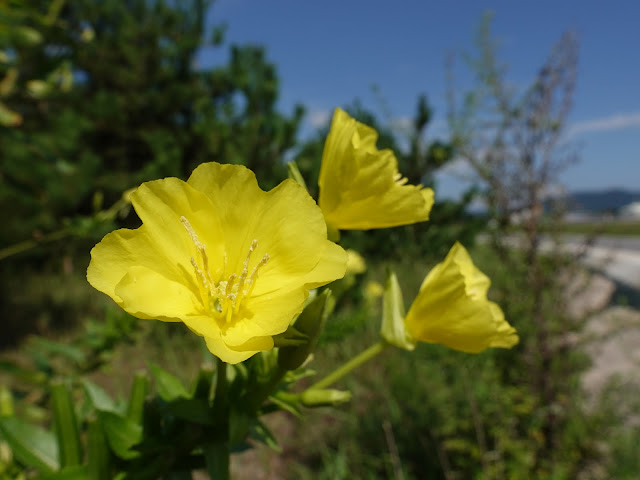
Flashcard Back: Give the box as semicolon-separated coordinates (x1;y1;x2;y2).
87;162;347;364
318;107;434;231
382;242;518;353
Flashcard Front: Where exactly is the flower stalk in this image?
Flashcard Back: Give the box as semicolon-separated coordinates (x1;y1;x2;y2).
308;340;389;391
207;358;230;480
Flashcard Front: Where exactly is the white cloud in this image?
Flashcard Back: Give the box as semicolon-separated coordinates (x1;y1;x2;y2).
307;109;331;128
389;116;413;131
441;157;473;176
568;112;640;137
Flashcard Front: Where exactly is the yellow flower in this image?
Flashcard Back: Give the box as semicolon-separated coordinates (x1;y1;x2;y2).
382;243;518;353
318;107;434;231
87;162;347;364
365;280;384;300
404;242;518;353
345;249;366;275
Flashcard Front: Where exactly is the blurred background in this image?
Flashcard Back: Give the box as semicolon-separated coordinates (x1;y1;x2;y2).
1;1;639;478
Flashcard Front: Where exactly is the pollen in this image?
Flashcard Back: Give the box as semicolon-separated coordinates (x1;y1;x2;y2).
181;216;269;324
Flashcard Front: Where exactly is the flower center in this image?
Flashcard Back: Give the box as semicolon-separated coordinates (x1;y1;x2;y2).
181;216;269;324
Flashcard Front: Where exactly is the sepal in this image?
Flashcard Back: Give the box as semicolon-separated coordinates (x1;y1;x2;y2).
381;269;415;351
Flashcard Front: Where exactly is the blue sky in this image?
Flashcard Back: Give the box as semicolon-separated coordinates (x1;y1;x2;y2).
198;0;640;197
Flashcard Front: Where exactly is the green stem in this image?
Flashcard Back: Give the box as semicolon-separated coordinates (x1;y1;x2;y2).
0;228;69;261
206;358;229;480
308;340;389;391
213;357;227;410
247;368;287;412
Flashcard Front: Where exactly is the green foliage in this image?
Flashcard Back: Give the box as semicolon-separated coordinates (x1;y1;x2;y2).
2;3;633;479
1;0;304;345
0;289;365;478
2;0;302;246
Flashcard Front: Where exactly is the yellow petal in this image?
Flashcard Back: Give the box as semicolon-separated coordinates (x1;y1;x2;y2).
131;177;226;265
87;227;192;305
87;176;224;308
204;334;274;364
298;241;349;290
318;107;434;230
114;266;201;320
218;288;309;347
188;162;345;293
405;243;518;353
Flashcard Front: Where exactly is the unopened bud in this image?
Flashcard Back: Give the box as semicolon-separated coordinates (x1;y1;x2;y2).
299;388;352;408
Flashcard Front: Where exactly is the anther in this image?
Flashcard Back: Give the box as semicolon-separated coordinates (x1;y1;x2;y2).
225;274;237;296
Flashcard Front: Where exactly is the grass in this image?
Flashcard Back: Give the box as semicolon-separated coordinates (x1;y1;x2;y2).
3;245;640;479
550;220;640;236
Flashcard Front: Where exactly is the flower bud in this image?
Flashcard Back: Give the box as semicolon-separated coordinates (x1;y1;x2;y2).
299;388;352;408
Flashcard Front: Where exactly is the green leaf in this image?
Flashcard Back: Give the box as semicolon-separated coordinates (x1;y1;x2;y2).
149;364;190;402
268;392;302;418
82;380;118;414
165;398;213;426
0;359;47;385
0;102;22;127
30;338;86;365
99;412;142;460
278;290;333;371
0;386;14;417
0;417;59;472
250;420;281;453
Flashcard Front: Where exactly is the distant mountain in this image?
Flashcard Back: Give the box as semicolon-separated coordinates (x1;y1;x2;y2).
566;189;640;213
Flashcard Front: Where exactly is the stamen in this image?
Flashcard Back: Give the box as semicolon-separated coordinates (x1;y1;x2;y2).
225;274;237;296
235;240;258;300
395;176;409;186
181;216;204;251
182;234;268;324
244;254;269;298
190;257;209;291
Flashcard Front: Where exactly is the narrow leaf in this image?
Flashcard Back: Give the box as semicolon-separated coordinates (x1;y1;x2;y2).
126;371;149;424
0;417;59;472
51;380;82;467
82;380;118;414
149;364;190;402
87;414;111;480
99;411;142;460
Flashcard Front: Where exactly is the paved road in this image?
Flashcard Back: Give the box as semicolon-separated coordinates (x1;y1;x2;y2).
559;234;640;252
487;234;640;290
554;235;640;290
